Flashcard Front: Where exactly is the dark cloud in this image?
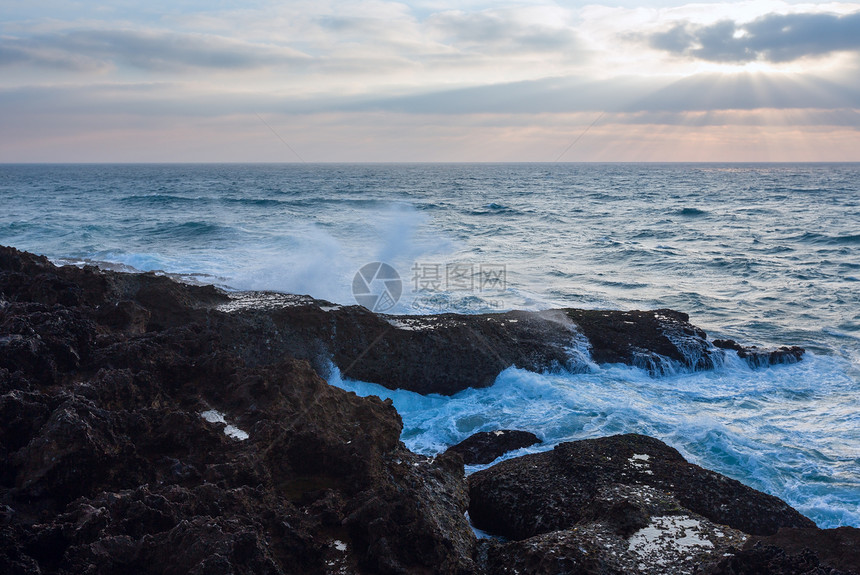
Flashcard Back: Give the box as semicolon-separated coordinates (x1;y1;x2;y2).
0;29;308;72
650;10;860;63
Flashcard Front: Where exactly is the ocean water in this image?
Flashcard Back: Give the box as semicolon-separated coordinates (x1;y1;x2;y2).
1;163;858;528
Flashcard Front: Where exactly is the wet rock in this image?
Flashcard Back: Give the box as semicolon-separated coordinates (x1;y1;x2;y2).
468;434;815;541
219;296;803;395
444;429;541;465
713;339;805;367
326;307;581;395
564;308;713;369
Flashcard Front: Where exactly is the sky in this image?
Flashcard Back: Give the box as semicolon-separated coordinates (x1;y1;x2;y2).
1;0;859;162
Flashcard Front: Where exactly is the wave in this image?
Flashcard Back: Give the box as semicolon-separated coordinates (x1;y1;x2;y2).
118;194;207;206
221;197;285;207
464;203;524;216
788;232;860;246
677;207;708;217
145;221;237;240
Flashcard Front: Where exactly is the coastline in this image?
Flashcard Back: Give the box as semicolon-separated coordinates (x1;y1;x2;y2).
1;244;857;574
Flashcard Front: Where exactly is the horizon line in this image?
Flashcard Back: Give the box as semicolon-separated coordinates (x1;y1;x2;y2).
3;161;860;166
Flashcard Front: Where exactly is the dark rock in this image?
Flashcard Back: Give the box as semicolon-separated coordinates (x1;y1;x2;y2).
713;339;805;367
0;245;476;575
701;542;856;575
217;299;803;395
481;510;750;575
95;300;151;333
743;527;860;574
468;434;815;541
564;308;711;369
444;429;541;465
0;244;821;574
481;528;626;575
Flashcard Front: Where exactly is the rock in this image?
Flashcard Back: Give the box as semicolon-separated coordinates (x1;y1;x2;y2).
219;300;804;395
0;245;477;575
480;527;627;575
468;434;815;541
742;527;860;574
469;435;828;574
2;246;804;397
481;508;749;575
0;245;823;574
564;308;712;369
444;430;541;465
713;339;805;367
701;541;856;575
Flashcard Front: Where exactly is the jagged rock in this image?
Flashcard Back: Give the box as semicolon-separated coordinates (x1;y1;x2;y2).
468;434;815;541
480;527;627;575
713;339;805;367
0;245;477;575
444;430;541;465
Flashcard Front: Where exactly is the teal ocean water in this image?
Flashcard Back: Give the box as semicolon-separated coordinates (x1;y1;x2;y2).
2;163;858;527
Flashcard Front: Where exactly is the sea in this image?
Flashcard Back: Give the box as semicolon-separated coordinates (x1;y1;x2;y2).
1;163;858;528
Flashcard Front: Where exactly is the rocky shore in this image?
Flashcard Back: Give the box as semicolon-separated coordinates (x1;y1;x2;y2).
1;245;856;575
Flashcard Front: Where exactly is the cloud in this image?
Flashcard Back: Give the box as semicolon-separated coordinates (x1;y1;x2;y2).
650;10;860;63
0;36;109;72
631;72;860;112
3;62;859;117
0;29;309;73
3;1;860;162
3;67;857;129
347;76;655;114
347;70;860;115
427;9;581;55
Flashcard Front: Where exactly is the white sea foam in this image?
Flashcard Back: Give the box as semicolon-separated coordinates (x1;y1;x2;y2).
328;352;860;529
